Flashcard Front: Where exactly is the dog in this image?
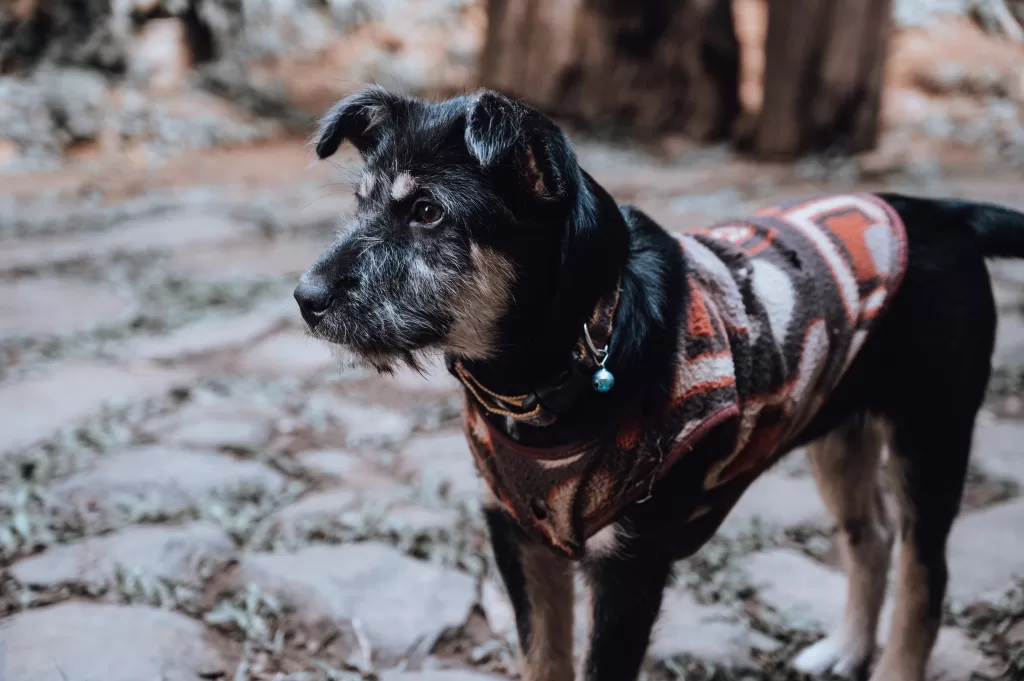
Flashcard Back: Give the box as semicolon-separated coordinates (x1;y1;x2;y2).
294;86;1024;681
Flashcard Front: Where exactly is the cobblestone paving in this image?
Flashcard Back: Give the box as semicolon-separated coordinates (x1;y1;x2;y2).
1;145;1023;681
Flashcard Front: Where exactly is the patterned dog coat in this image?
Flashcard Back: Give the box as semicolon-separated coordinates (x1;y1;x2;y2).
463;193;909;558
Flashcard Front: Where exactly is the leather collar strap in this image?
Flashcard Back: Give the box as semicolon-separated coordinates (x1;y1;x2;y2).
452;360;555;425
452;279;623;427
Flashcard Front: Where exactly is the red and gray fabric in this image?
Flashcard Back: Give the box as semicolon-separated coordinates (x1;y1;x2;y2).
464;193;909;558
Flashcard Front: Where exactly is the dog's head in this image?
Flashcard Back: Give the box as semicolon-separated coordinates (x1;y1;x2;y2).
295;87;625;373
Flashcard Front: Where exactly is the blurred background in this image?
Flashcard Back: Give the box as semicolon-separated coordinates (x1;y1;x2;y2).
0;1;1023;680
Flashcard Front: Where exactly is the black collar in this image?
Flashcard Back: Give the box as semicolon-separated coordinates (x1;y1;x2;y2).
449;280;622;427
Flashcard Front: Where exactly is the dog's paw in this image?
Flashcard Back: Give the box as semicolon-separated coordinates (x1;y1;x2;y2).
793;635;871;679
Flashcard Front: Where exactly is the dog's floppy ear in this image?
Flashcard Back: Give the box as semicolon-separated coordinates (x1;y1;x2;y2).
464;91;522;168
464;90;573;200
465;93;627;348
314;87;401;160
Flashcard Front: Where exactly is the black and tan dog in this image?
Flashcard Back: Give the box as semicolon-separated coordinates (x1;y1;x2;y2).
294;87;1024;681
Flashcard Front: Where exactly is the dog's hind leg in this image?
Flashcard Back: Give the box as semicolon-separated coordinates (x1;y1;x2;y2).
577;527;674;681
484;506;575;681
793;414;894;680
869;411;974;681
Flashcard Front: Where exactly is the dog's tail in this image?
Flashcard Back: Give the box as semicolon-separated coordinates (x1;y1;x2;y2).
959;200;1024;259
882;194;1024;258
932;199;1024;259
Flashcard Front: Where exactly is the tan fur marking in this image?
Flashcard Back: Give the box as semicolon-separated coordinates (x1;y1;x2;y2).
870;448;940;681
870;543;938;681
794;416;893;678
686;505;712;522
520;543;575;681
390;171;416;201
446;244;516;359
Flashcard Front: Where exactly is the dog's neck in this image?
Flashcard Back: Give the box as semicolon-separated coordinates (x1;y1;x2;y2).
451;175;685;444
461;174;628;387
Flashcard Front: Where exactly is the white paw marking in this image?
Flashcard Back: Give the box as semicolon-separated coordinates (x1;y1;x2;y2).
793;635;870;679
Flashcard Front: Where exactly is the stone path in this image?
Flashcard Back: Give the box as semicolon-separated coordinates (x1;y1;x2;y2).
1;149;1023;681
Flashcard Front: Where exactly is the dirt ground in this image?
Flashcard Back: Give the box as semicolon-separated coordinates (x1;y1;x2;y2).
2;4;1024;681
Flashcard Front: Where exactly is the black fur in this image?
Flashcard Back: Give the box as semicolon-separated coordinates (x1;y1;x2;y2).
296;87;1024;681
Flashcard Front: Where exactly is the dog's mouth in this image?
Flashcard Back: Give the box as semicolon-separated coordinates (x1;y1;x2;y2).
303;312;440;375
308;330;413;374
339;345;439;375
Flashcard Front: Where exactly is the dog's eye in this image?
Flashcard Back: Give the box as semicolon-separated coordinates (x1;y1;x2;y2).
412;201;443;226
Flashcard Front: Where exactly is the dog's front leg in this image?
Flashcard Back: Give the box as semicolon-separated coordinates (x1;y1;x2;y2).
484;506;575;681
578;528;673;681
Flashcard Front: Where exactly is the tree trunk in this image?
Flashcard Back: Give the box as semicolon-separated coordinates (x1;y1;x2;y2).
747;0;892;159
480;0;741;141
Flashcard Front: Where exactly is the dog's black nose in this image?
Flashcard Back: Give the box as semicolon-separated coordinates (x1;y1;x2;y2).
294;279;333;326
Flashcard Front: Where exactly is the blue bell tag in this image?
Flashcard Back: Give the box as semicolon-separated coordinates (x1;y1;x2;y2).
592;366;615;392
583;322;615;393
